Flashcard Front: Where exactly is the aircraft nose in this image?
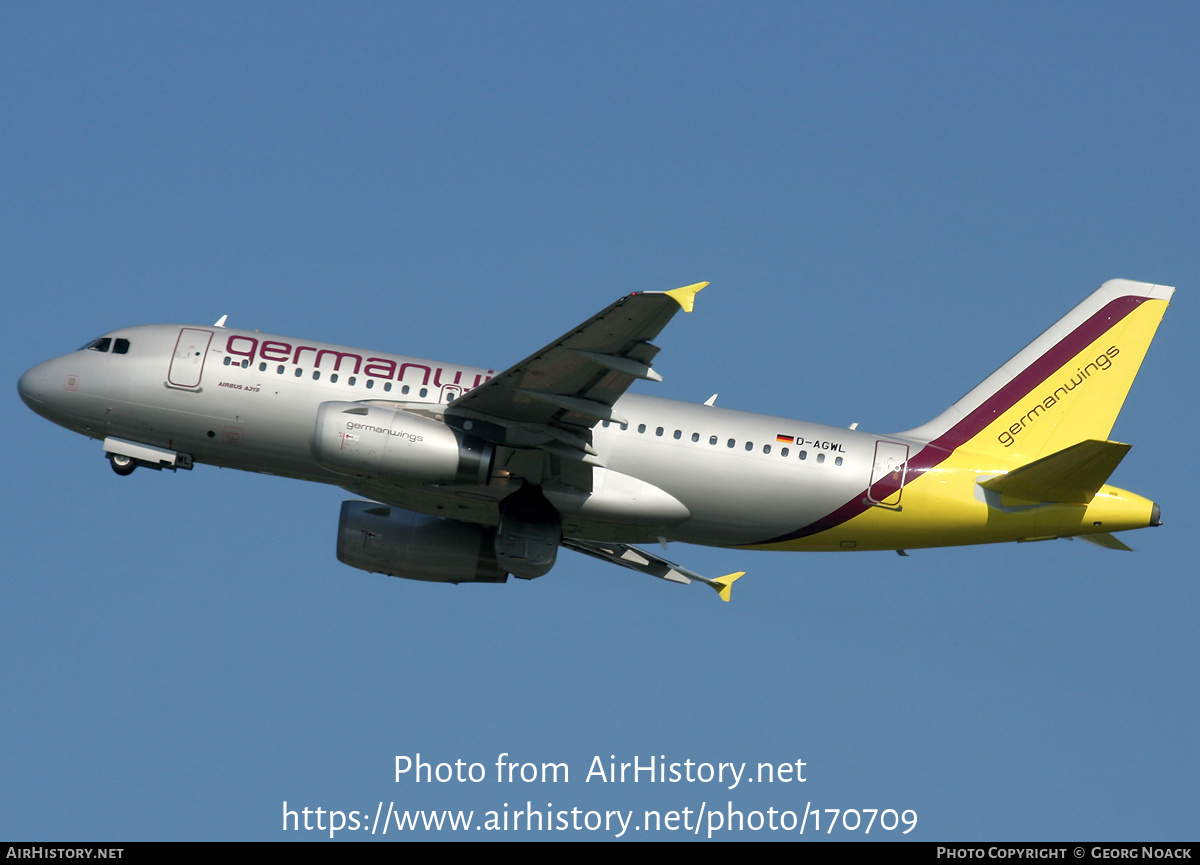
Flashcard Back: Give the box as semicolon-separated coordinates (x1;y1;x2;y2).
17;362;49;409
17;358;72;421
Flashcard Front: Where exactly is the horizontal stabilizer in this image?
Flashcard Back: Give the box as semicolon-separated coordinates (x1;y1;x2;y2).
979;439;1131;504
1077;532;1134;552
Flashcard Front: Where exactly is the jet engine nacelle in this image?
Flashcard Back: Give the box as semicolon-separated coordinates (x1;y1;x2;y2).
336;500;508;583
313;401;493;485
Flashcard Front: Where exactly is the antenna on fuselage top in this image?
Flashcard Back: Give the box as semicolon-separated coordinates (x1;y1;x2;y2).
213;315;228;328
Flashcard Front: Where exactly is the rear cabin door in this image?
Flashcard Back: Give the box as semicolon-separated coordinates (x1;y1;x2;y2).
868;440;909;507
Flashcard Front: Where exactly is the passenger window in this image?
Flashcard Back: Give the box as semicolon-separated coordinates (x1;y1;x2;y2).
745;442;754;451
727;439;736;448
277;365;285;374
259;363;267;372
709;436;718;445
366;379;375;389
312;371;320;380
691;433;699;442
763;444;771;453
638;424;647;434
799;450;808;460
223;356;232;366
402;385;410;394
781;447;789;457
620;423;628;431
348;376;356;386
384;382;392;392
295;368;303;377
835;456;843;466
419;388;428;398
674;430;682;439
113;338;130;354
602;420;610;428
817;453;826;464
656;427;664;436
331;374;339;383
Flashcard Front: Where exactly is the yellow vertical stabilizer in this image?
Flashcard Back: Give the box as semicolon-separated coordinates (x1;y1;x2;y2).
902;280;1173;468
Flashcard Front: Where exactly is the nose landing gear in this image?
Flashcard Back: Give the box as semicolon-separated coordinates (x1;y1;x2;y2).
102;436;193;475
108;453;138;476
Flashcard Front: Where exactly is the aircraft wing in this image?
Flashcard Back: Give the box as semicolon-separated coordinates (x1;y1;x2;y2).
445;283;706;459
563;538;745;601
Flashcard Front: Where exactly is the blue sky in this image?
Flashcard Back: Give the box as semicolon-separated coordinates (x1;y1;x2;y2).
3;2;1197;840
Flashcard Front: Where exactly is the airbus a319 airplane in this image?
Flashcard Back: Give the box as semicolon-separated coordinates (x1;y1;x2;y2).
18;279;1172;600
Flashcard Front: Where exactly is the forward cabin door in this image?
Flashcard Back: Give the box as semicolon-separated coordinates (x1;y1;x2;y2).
168;328;213;389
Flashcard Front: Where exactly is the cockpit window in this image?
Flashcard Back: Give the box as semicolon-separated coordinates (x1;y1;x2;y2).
113;338;130;354
83;337;112;352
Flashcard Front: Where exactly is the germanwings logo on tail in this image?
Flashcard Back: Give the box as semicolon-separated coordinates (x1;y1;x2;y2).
998;346;1120;448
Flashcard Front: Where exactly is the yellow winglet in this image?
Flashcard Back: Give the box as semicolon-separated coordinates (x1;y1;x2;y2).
665;282;709;313
709;571;745;602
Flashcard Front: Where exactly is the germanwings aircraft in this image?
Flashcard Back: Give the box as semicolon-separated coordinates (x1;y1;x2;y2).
18;279;1172;600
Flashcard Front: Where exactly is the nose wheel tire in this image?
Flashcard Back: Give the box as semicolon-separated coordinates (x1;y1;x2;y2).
108;453;138;476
